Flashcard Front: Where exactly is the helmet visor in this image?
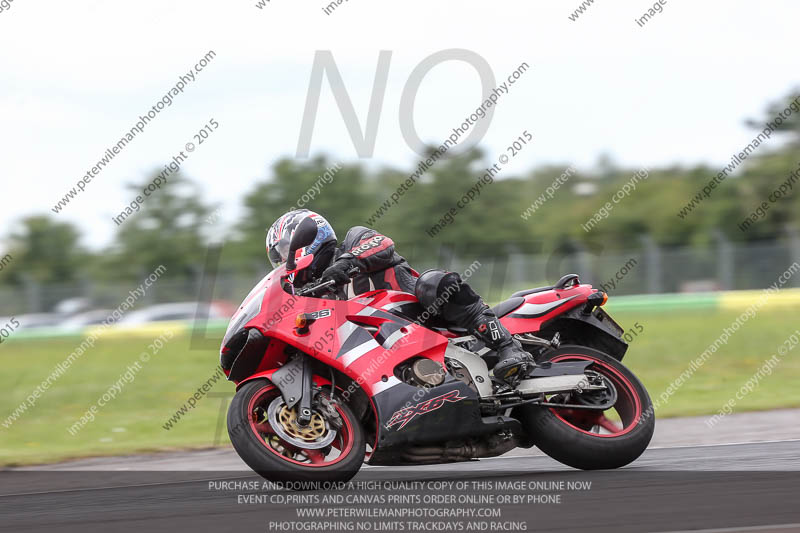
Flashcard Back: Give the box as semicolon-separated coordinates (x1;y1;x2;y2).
268;237;291;268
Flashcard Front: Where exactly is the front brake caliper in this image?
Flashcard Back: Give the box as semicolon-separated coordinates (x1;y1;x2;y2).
254;406;269;424
316;393;343;430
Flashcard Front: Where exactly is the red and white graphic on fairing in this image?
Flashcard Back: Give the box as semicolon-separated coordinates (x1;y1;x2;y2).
385;389;467;430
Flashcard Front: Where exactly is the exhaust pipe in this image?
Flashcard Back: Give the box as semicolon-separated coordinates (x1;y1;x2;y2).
402;434;519;463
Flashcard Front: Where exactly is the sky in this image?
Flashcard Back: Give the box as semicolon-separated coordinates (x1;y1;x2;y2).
1;0;798;250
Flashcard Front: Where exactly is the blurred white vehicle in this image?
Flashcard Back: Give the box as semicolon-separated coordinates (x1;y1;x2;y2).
59;309;114;330
14;313;65;330
53;297;92;316
118;302;229;325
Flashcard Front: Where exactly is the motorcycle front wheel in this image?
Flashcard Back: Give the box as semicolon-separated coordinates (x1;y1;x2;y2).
228;379;365;485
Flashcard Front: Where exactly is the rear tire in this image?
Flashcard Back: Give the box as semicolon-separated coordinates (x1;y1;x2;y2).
228;379;366;485
518;345;654;470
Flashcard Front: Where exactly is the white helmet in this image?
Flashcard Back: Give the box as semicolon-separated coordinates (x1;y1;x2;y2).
266;209;337;269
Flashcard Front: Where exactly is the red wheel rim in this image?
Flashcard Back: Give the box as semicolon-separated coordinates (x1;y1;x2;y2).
246;384;355;467
547;354;642;438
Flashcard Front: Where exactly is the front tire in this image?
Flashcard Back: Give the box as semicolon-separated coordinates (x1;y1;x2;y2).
518;345;654;470
228;379;365;484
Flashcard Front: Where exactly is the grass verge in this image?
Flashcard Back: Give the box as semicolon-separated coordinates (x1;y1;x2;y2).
1;305;798;465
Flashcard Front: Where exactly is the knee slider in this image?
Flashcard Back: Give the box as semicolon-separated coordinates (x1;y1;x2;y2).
415;269;481;316
415;269;448;312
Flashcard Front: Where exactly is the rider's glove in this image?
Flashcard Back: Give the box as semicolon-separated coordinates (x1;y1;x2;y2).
321;255;359;286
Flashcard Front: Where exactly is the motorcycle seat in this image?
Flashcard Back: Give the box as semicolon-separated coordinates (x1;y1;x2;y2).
510;286;554;298
510;275;581;298
490;296;525;318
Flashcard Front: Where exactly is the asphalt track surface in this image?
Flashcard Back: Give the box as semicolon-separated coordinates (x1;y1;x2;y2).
2;440;800;533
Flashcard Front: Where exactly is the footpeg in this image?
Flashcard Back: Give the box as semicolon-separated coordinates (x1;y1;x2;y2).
515;331;560;348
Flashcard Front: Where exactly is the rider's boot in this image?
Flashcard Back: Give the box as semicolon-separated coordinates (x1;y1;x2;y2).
413;269;535;383
468;308;535;383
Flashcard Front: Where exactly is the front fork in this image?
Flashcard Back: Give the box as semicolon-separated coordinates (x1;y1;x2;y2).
298;358;314;425
270;354;315;426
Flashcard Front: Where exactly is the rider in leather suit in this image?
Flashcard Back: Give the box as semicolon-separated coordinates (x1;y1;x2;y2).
266;209;534;382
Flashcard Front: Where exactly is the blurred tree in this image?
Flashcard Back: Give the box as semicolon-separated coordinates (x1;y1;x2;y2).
745;88;800;139
99;172;212;283
5;88;800;289
233;156;373;272
736;89;800;241
0;216;86;286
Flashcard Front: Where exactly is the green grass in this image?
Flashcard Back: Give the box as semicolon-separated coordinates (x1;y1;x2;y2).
609;304;800;417
1;305;799;466
0;329;232;466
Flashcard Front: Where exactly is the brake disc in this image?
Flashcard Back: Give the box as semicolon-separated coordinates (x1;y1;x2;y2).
266;396;337;449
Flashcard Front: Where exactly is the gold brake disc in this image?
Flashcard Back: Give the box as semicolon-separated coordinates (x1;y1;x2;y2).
264;396;338;449
276;404;327;441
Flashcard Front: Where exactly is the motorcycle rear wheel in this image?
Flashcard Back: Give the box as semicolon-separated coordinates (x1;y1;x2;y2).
228;379;365;485
518;345;654;470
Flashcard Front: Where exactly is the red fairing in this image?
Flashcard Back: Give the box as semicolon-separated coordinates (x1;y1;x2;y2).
235;268;449;398
224;267;594;395
239;369;332;389
220;251;656;480
499;284;594;334
221;262;602;463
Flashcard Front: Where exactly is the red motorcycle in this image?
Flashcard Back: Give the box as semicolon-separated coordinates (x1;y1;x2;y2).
221;218;654;483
